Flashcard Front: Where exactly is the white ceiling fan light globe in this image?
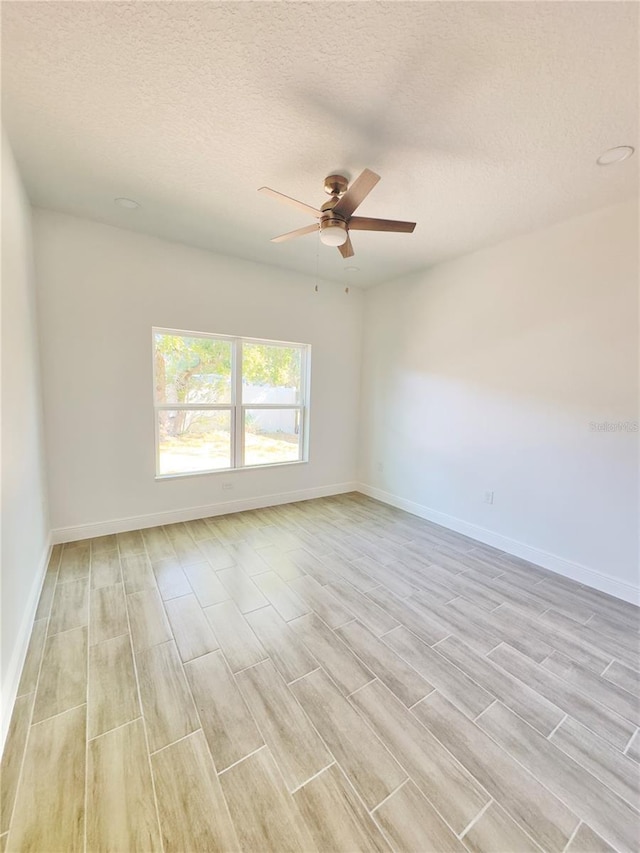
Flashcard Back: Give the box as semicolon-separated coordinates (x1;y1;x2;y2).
320;224;348;247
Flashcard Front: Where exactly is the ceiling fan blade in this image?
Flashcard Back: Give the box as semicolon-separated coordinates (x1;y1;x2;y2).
271;223;319;243
338;235;354;258
333;169;380;218
258;187;321;218
349;216;416;233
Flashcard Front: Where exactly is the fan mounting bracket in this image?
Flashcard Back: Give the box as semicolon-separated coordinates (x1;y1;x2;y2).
324;174;349;196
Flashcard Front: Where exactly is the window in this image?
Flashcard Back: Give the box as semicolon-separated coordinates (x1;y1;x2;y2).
153;329;310;477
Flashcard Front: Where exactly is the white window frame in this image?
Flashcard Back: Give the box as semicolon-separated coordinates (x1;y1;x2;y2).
152;327;311;479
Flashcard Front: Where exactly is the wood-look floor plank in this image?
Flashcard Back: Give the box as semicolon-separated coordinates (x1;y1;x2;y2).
488;643;636;750
550;716;640;807
16;619;47;697
374;779;466;852
385;626;494;719
0;693;35;834
88;634;140;738
462;801;542;853
183;561;230;607
90;549;121;589
626;731;640;763
152;730;239;853
337;619;433;707
288;574;355;628
259;528;304;554
407;592;501;655
351;679;490;835
7;705;86;853
90;534;118;556
245;605;317;683
236;659;332;790
353;556;416;597
216;566;269;613
435;634;564;734
127;587;172;652
564;823;616;853
477;700;640;853
87;717;161;852
116;529;146;558
253;570;309;620
164;523;206;565
290;612;374;695
135;640;200;752
366;586;450;645
319;552;379;592
57;542;90;583
34;571;57;621
291;668;407;810
48;577;89;635
603;660;639;697
326;578;399;635
226;541;270;575
544;650;639;726
141;526;175;561
151;557;192;600
288;548;337;584
537;579;637;633
33;626;87;723
293;764;390;852
197;538;236;570
439;595;546;659
164;593;219;661
204;600;267;672
414;692;579;853
185;650;264;771
121;552;156;594
492;603;613;673
255;545;304;580
90;582;128;645
184;517;215;541
540;609;638;668
219;747;316;852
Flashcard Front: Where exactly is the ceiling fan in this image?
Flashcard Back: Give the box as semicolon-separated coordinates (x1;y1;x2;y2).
258;169;416;258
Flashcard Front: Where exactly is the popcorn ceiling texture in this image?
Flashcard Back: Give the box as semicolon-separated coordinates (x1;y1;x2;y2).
2;1;638;286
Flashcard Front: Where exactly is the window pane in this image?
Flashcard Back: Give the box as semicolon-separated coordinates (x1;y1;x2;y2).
155;333;232;404
158;410;231;475
244;408;301;466
242;343;302;404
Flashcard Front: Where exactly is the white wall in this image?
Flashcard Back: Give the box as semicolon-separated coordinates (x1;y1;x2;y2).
33;210;362;537
360;199;639;602
1;132;50;744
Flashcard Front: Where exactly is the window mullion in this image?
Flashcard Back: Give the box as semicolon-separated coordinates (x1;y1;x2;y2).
234;339;243;467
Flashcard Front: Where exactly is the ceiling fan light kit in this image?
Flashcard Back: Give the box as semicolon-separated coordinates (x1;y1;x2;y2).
259;168;416;259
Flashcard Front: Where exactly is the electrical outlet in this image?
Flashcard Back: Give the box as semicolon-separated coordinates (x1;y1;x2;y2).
222;482;233;491
483;490;494;505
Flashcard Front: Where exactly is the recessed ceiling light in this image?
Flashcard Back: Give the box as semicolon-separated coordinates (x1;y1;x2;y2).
596;146;635;166
114;197;140;209
344;266;360;273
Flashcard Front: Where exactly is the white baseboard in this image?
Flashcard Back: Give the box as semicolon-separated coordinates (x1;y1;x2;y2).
358;483;639;606
1;535;52;757
52;482;359;544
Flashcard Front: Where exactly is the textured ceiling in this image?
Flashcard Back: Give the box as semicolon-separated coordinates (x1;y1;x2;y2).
2;1;638;287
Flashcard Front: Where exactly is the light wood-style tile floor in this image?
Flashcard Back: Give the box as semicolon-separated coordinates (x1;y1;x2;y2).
2;493;639;852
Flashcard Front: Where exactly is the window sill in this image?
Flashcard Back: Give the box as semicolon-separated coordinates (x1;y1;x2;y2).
154;459;309;481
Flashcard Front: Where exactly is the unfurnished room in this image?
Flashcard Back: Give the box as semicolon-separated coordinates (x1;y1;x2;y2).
1;2;638;851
